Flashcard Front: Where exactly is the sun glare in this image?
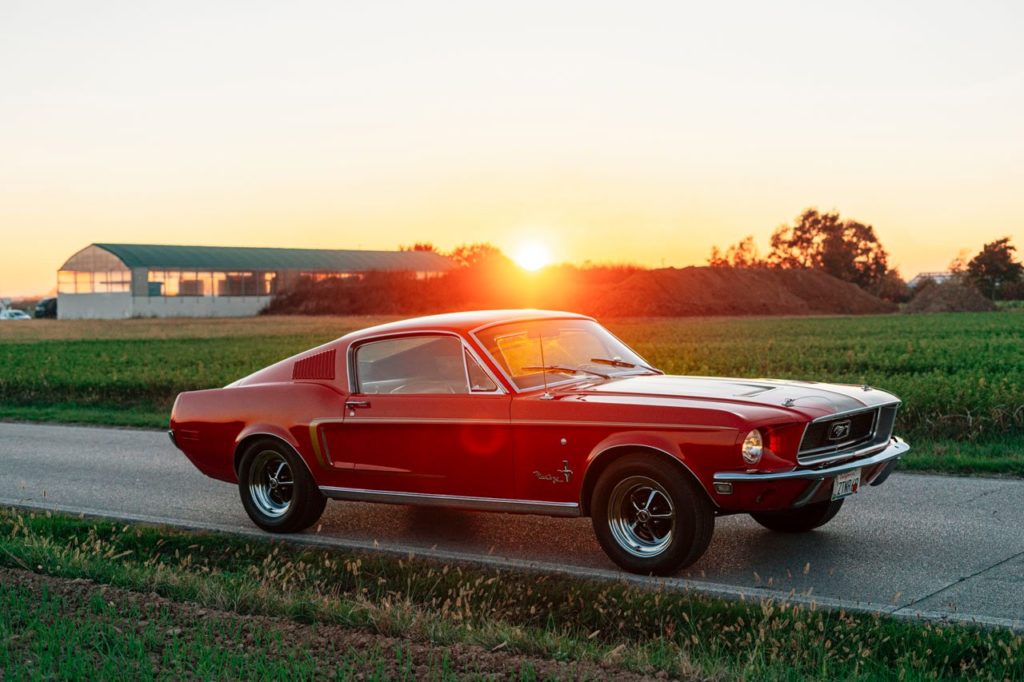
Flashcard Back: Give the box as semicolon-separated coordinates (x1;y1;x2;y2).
514;242;552;271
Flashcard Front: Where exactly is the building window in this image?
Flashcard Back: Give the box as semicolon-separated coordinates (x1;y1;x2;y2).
299;271;360;284
147;271;179;297
62;269;284;297
58;270;129;294
220;272;259;296
58;271;76;294
95;271;131;293
144;270;275;297
177;272;211;297
262;272;277;296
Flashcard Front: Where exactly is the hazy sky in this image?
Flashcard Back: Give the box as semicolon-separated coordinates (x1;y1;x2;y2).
2;0;1022;296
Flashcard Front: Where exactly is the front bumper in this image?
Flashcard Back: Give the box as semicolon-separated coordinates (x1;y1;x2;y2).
712;437;908;509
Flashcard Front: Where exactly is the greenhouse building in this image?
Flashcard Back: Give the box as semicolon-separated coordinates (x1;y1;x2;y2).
56;243;453;319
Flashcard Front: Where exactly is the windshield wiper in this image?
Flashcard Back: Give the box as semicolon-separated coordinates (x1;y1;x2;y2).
521;365;610;380
589;357;664;374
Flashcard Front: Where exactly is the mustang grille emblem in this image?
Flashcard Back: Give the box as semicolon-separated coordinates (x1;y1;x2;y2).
827;420;852;441
534;460;573;484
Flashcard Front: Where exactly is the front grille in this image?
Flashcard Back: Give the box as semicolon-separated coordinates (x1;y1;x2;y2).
801;410;876;452
797;404;899;465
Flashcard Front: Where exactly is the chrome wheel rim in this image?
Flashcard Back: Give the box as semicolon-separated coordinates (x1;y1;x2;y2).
248;450;294;518
607;475;676;558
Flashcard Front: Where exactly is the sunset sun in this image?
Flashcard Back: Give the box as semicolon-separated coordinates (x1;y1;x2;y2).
513;242;552;271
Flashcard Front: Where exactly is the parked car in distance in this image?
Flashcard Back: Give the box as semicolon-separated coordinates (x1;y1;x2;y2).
0;309;32;320
34;297;57;319
170;310;909;575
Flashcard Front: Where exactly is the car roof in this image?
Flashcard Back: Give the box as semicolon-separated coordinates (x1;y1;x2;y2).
340;309;594;342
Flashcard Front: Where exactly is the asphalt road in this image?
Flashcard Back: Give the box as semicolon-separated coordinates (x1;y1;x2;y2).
2;422;1022;631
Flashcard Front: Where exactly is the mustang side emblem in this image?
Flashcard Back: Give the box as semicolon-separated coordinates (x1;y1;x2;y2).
534;460;573;484
828;420;852;441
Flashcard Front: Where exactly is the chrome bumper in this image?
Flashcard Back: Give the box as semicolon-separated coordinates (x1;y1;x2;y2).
713;437;909;484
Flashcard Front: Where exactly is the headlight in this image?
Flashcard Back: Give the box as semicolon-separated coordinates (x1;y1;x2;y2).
741;429;764;465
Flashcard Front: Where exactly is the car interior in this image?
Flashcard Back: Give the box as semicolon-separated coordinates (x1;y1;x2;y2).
355;335;497;394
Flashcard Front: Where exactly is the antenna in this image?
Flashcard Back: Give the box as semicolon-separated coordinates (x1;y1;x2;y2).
538;331;552;400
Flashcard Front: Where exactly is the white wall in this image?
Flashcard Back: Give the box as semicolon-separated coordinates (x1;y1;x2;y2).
58;293;132;319
57;293;273;318
131;296;272;318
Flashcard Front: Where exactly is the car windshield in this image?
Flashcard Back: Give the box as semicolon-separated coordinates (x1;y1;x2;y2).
475;318;655;391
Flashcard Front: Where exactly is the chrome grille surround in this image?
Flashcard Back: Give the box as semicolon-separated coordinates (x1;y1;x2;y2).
797;403;900;466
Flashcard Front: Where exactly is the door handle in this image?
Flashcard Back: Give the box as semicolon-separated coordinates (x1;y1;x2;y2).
345;400;371;409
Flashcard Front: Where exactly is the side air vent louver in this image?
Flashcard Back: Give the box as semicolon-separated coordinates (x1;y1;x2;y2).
292;349;336;381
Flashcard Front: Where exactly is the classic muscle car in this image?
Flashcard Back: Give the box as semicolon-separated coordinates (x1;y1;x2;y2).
170;310;908;575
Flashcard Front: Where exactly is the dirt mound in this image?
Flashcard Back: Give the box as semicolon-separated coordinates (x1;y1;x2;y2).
905;281;995;313
264;265;897;317
587;267;897;317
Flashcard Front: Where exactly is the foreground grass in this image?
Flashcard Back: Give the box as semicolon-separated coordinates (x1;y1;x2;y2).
1;580;338;680
1;508;1022;680
0;571;560;681
1;312;1022;474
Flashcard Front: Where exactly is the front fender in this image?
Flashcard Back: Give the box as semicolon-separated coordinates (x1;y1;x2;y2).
584;430;688;469
579;429;724;513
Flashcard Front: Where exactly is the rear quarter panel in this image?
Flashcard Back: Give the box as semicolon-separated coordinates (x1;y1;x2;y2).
170;382;345;483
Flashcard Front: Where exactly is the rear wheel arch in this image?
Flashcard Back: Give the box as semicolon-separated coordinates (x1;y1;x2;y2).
234;432;315;483
580;444;711;516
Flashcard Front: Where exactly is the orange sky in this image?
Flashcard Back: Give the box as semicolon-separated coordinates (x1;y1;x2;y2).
2;1;1022;297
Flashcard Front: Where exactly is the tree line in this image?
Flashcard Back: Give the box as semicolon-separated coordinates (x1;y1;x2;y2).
707;208;1023;302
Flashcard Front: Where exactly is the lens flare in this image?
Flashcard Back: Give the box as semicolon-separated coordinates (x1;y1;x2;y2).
514;242;552;271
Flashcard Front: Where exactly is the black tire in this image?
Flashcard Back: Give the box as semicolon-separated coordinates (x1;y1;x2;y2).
750;499;844;533
238;439;326;533
590;455;714;576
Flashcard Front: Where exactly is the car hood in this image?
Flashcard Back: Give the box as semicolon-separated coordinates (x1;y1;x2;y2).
569;374;899;421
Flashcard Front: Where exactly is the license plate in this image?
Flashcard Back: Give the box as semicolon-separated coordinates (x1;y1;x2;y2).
832;469;861;500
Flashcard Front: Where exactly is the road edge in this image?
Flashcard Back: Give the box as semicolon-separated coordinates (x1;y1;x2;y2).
2;496;1020;634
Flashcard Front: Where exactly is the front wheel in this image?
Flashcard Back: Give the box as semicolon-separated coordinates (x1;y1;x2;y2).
591;455;714;576
238;439;326;533
750;498;844;533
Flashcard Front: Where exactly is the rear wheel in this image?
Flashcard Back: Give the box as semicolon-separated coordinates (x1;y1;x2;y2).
591;455;714;576
238;439;326;533
750;499;844;533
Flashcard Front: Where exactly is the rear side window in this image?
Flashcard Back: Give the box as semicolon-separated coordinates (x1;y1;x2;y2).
355;335;470;394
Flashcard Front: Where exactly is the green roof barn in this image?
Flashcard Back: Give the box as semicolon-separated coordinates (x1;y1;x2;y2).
57;243;452;319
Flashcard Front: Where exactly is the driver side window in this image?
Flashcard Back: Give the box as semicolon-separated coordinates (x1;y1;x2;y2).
355;335;470;395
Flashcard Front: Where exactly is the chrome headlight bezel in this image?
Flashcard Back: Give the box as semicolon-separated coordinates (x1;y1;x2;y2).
741;429;764;465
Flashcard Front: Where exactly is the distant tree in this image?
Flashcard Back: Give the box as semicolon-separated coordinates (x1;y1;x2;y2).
447;243;506;268
966;237;1023;299
1000;280;1024;301
868;269;911;303
708;235;764;268
399;242;438;252
767;208;890;288
948;249;970;278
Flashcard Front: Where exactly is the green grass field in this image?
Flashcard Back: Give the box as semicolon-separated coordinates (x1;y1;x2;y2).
1;508;1022;681
0;312;1022;475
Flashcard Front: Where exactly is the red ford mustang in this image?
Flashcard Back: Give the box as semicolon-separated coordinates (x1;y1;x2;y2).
170;310;908;575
